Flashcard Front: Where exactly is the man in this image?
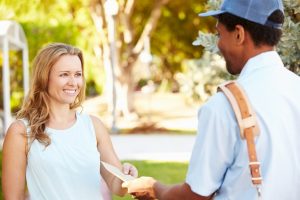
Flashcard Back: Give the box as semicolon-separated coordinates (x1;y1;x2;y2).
123;0;300;199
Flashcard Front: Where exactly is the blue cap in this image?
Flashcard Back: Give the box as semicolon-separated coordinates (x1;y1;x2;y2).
199;0;284;29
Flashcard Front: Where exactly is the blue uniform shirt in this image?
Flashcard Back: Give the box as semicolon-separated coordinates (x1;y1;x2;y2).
186;51;300;199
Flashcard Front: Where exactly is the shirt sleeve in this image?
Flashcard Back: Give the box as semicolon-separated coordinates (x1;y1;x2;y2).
186;94;239;196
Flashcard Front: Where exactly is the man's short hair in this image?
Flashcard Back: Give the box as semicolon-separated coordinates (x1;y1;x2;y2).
218;10;284;47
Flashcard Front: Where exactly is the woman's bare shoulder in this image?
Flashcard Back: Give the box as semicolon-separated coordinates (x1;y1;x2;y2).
5;120;27;138
88;114;110;141
2;120;27;152
89;115;106;129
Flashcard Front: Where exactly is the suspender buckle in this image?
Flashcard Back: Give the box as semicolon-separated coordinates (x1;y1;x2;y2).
256;185;262;199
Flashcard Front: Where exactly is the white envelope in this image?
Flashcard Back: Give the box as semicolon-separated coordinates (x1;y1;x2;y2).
101;161;135;182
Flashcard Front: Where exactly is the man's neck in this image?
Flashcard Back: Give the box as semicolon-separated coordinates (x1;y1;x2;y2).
240;44;275;70
248;45;274;59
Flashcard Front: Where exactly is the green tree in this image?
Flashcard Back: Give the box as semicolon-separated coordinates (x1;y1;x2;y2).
279;0;300;74
0;0;214;119
89;0;211;118
151;1;215;85
90;0;172;118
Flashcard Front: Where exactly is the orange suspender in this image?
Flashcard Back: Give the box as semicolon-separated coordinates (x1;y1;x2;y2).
218;81;262;196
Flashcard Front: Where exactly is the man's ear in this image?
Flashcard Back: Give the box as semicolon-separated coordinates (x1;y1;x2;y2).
234;25;245;45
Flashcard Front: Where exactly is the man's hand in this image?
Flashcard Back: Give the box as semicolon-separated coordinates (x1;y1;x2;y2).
123;177;214;200
122;176;157;200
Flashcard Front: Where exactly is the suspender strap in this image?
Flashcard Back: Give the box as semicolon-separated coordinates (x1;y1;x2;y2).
218;81;262;186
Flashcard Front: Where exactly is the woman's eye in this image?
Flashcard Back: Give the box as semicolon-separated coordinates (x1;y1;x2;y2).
75;73;82;77
60;73;68;77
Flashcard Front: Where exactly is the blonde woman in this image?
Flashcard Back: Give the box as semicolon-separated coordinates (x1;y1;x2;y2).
2;43;137;200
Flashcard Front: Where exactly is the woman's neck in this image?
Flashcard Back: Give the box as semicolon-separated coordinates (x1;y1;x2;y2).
47;103;77;129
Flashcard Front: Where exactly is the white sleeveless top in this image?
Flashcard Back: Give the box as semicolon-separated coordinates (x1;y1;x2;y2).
23;113;103;200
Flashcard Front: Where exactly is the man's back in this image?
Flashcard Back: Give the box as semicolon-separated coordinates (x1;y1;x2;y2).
238;51;300;199
187;51;300;199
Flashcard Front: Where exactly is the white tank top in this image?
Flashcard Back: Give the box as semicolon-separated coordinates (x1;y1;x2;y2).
23;113;103;200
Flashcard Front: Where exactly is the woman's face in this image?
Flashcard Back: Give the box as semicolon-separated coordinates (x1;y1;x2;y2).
48;55;83;106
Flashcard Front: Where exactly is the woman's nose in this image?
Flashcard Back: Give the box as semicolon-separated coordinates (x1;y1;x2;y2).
68;76;76;85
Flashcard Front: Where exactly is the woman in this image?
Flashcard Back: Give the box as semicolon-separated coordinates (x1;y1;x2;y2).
2;43;137;199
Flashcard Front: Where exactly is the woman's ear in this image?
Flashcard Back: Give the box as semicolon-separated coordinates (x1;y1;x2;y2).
234;25;245;45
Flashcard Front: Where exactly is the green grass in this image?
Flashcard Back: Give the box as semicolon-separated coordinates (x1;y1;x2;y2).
113;160;188;200
0;153;187;200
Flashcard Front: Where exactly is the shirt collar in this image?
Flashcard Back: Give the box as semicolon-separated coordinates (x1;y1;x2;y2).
238;51;284;79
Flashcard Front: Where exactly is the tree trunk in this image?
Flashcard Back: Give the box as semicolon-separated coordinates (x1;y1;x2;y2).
90;0;170;120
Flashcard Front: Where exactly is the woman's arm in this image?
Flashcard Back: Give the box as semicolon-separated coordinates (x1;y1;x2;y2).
2;121;27;200
90;115;137;196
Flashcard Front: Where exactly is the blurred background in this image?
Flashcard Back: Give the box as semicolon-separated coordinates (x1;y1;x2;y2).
0;0;299;134
0;0;221;134
0;0;299;199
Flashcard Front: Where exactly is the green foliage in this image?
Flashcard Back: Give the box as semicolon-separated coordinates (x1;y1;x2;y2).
135;0;215;88
172;0;227;102
113;160;188;200
192;33;219;54
0;0;217;111
278;0;300;74
175;52;233;103
0;51;25;112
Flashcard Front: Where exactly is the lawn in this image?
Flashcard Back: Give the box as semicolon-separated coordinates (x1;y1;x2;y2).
0;153;188;200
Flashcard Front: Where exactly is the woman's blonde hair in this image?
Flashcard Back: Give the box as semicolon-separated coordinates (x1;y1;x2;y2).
17;43;85;147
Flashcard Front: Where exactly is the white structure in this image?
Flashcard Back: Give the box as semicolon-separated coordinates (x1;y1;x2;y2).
0;20;29;135
104;0;119;133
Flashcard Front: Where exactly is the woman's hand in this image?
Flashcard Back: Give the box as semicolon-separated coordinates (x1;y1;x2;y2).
122;162;138;178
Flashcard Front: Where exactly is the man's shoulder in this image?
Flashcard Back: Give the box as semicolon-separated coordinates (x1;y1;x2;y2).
200;90;234;116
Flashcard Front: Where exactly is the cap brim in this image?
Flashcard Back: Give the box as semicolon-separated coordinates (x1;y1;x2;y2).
198;10;225;17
